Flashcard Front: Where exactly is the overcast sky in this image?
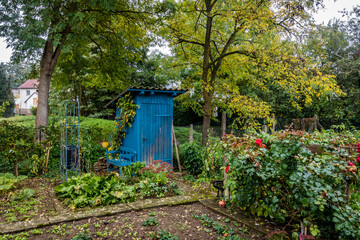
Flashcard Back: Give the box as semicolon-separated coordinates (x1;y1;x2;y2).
0;0;359;64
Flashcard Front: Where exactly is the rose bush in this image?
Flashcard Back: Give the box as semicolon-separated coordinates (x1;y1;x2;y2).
223;130;360;239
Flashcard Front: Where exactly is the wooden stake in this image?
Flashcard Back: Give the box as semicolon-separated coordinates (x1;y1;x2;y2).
172;124;182;173
221;111;226;136
189;124;193;143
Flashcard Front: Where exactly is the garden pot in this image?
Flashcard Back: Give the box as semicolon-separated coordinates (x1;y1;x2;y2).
101;142;110;148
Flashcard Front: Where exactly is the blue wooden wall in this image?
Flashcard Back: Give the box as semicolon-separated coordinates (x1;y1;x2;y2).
117;88;185;166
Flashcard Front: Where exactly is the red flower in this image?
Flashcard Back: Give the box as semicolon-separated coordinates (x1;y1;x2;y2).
357;142;360;148
255;139;262;147
263;144;267;149
348;161;355;166
357;148;360;152
225;165;230;174
357;157;360;164
219;199;226;207
343;169;347;173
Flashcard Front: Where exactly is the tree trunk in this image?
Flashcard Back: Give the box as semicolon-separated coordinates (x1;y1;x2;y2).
14;160;18;177
201;0;213;146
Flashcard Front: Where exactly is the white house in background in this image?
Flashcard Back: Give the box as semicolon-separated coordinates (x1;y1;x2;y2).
12;79;39;115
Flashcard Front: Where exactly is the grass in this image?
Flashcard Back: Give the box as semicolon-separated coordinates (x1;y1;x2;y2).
0;115;115;132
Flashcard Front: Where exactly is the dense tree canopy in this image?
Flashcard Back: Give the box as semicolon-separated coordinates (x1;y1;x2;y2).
0;0;173;132
163;0;341;144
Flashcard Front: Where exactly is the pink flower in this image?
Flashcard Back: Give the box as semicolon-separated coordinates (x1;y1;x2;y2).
357;157;360;164
255;139;262;147
263;144;266;149
348;161;355;166
219;199;226;207
357;143;360;148
225;166;230;174
357;148;360;152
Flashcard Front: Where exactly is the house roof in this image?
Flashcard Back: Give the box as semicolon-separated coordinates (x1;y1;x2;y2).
24;91;38;103
17;79;39;89
104;86;187;108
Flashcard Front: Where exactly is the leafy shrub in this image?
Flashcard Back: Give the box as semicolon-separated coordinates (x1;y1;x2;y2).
55;173;137;208
0;121;41;175
179;143;204;176
55;161;181;208
122;162;146;178
142;217;159;226
0;173;27;194
224;130;360;239
30;106;37;116
174;127;202;144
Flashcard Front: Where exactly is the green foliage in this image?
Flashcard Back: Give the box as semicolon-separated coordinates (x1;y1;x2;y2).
121;162;146;178
0;63;14;118
150;229;178;240
174;126;202;145
0;120;41;175
113;93;139;149
55;161;181;208
223;130;360;239
142;217;159;226
10;188;36;201
72;232;92;240
30;106;37;116
192;214;246;240
179;143;204;176
55;173;137;208
0;173;27;194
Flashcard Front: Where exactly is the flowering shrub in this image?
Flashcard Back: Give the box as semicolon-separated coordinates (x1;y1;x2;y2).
223;130;360;239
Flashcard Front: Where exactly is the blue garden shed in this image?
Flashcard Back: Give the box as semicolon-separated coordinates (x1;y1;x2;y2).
105;87;186;170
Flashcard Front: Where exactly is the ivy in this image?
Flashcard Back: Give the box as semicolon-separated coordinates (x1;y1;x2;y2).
113;93;139;149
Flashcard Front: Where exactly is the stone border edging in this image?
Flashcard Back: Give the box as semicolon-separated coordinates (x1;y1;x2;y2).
0;194;200;235
199;199;269;236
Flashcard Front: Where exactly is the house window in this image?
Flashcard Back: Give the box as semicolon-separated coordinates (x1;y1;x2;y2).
26;90;30;95
33;98;37;106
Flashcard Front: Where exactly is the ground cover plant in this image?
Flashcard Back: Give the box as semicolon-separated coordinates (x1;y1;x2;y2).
222;129;360;239
0;177;57;224
0;203;259;240
55;160;182;208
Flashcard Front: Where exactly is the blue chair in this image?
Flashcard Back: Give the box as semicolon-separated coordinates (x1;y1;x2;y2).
106;147;137;175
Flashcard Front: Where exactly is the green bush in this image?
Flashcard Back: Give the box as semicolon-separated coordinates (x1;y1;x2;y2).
174;127;202;144
55;161;181;208
0;173;27;194
30;106;37;116
179;142;204;176
224;130;360;239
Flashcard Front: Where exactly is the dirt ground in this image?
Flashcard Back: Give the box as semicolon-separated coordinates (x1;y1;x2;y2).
2;203;261;240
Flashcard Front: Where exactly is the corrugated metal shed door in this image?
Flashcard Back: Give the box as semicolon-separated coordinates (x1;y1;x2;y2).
140;103;172;165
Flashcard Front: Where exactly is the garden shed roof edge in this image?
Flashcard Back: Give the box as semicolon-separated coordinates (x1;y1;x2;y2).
104;86;187;108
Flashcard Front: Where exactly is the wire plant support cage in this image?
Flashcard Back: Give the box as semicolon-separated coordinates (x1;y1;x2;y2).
60;101;81;182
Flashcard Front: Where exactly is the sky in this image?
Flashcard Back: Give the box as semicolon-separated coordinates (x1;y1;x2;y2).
0;0;359;64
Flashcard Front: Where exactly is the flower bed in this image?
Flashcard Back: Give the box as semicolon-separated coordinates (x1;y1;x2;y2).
223;130;360;239
55;160;182;208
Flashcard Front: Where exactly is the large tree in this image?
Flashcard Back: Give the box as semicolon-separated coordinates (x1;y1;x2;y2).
0;0;170;132
165;0;342;145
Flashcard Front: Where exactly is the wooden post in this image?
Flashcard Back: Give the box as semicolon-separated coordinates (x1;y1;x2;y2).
272;113;276;133
189;124;193;143
172;124;182;173
314;115;318;131
262;125;268;133
221;111;226;136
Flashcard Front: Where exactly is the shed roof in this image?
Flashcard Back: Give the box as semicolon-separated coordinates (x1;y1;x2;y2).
17;79;39;89
105;86;187;108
